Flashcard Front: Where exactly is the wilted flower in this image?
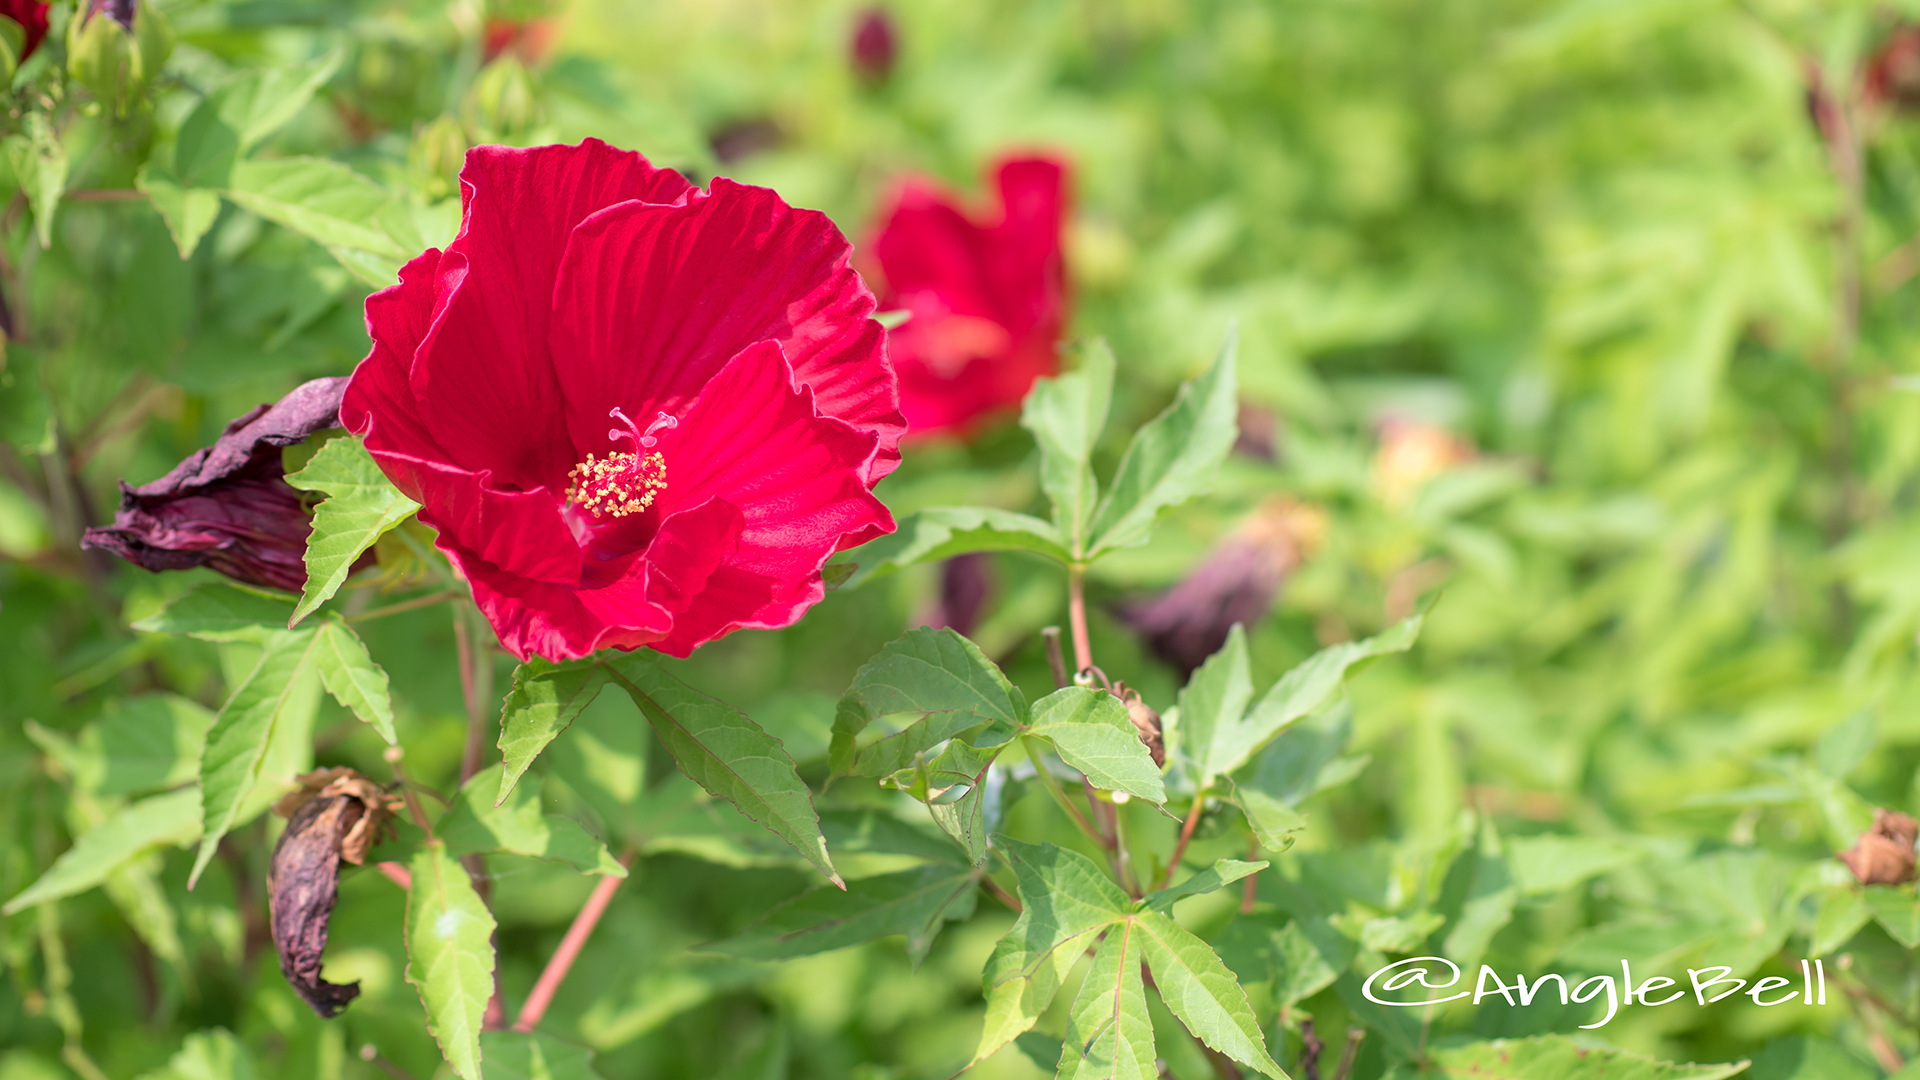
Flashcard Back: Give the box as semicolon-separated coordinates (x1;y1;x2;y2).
1839;808;1918;886
1373;415;1472;511
1121;497;1328;678
82;378;352;593
343;139;902;662
269;768;400;1018
0;0;51;65
850;6;897;84
866;156;1067;437
924;552;991;638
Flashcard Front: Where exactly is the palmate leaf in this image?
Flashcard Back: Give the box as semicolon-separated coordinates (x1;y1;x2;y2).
222;158;410;286
406;841;497;1080
843;506;1069;587
831;627;1025;776
6;111;66;249
190;627;324;887
1135;911;1287;1078
438;764;625;877
479;1032;605;1080
134;583;298;643
1084;327;1239;558
604;654;841;887
284;435;421;626
704;863;979;967
1058;922;1157;1080
496;657;611;805
1139;859;1267;913
311;616;396;743
1027;687;1165;803
1022;340;1116;557
1382;1035;1749;1079
3;789;199;913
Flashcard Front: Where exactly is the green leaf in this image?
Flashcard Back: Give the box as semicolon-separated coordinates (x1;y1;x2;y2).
1200;614;1421;786
133;584;298;643
1136;910;1285;1078
1236;697;1368;809
284;435;421;625
136;1028;258;1080
103;855;191;986
6;112;65;249
0;348;55;453
704;863;979;967
842;506;1068;588
478;1032;605;1080
74;694;213;797
1504;835;1645;897
176;51;344;184
0;17;23;85
973;908;1096;1067
1810;887;1873;957
189;627;322;888
1028;687;1166;803
832;627;1025;776
1140;859;1267;913
1439;817;1516;972
438;764;626;877
497;657;612;806
222;158;408;284
1058;922;1157;1080
1175;624;1255;791
1229;785;1307;852
913;730;1013;864
311;617;395;744
1866;885;1920;948
1213;914;1343;1010
996;835;1131;928
1085;327;1239;557
3;789;199;913
405;842;497;1080
1021;340;1115;557
604;654;841;886
1385;1035;1749;1079
137;167;222;259
817;809;966;863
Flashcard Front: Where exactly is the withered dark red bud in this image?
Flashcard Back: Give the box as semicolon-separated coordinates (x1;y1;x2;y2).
91;0;133;28
927;552;992;639
82;377;353;593
1123;691;1164;768
269;768;400;1018
1121;497;1326;679
850;6;896;84
1840;808;1919;887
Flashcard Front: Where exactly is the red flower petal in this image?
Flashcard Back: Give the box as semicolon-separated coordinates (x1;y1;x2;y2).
549;178;902;481
342;250;445;479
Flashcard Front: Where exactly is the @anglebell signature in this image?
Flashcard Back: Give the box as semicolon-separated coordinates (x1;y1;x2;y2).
1361;955;1831;1030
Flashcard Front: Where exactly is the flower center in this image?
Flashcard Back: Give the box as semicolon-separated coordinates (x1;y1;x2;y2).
566;407;677;519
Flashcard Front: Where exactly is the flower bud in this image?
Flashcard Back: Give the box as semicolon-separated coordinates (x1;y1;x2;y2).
464;55;539;139
1839;808;1919;886
270;768;401;1017
409;115;468;201
82;377;356;593
0;1;50;83
66;0;172;116
850;6;897;85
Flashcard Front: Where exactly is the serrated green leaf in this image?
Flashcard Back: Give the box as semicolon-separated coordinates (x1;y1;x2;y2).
841;507;1069;588
137;166;222;259
1058;922;1157;1080
832;627;1025;776
497;657;611;806
1136;910;1286;1078
916;729;1013;864
7;112;65;249
189;627;322;888
74;694;213;797
103;855;191;987
1440;818;1515;972
1384;1035;1748;1079
3;789;199;913
1027;687;1166;803
223;158;408;284
1140;859;1267;913
1504;835;1645;897
311;617;395;743
996;836;1131;926
136;1028;258;1080
973;917;1088;1067
284;436;421;625
1213;914;1343;1011
1085;327;1239;557
1199;614;1421;786
1866;885;1920;948
438;764;625;877
406;842;496;1080
1175;624;1254;791
133;584;297;643
1022;340;1115;557
604;654;840;886
704;863;978;967
478;1032;605;1080
1230;785;1306;852
1235;697;1366;809
1810;887;1873;957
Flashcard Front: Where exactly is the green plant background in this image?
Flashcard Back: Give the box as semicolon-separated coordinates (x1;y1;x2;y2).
5;0;1920;1078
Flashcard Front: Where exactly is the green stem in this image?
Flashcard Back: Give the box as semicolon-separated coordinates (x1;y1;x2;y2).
1021;734;1111;848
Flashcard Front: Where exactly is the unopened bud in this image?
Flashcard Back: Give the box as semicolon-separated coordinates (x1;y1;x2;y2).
67;0;172;117
850;6;897;85
1839;808;1919;886
464;55;539;139
409;115;468;201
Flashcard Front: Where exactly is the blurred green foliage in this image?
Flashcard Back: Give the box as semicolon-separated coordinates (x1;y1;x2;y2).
8;0;1920;1077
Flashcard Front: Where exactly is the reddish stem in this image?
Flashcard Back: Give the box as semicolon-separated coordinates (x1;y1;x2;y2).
1163;796;1207;889
376;862;412;889
512;851;637;1032
1241;835;1260;914
1066;566;1094;676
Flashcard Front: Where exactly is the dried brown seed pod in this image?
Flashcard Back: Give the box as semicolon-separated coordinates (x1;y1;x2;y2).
269;768;401;1017
1839;808;1919;887
1115;684;1164;768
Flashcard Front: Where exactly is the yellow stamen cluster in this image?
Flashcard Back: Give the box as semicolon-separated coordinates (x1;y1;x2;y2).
567;451;667;519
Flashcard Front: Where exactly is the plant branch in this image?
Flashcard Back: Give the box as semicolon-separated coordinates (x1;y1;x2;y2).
454;601;496;785
382;747;433;833
1066;565;1094;676
981;873;1022;913
512;849;637;1032
1041;625;1070;689
344;590;463;625
1161;794;1208;889
1332;1028;1365;1080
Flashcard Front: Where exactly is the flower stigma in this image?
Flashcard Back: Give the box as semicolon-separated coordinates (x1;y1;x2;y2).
566;407;676;519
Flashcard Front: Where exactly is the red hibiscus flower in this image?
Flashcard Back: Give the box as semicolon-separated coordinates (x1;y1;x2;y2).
866;155;1067;437
0;0;50;60
341;139;902;662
